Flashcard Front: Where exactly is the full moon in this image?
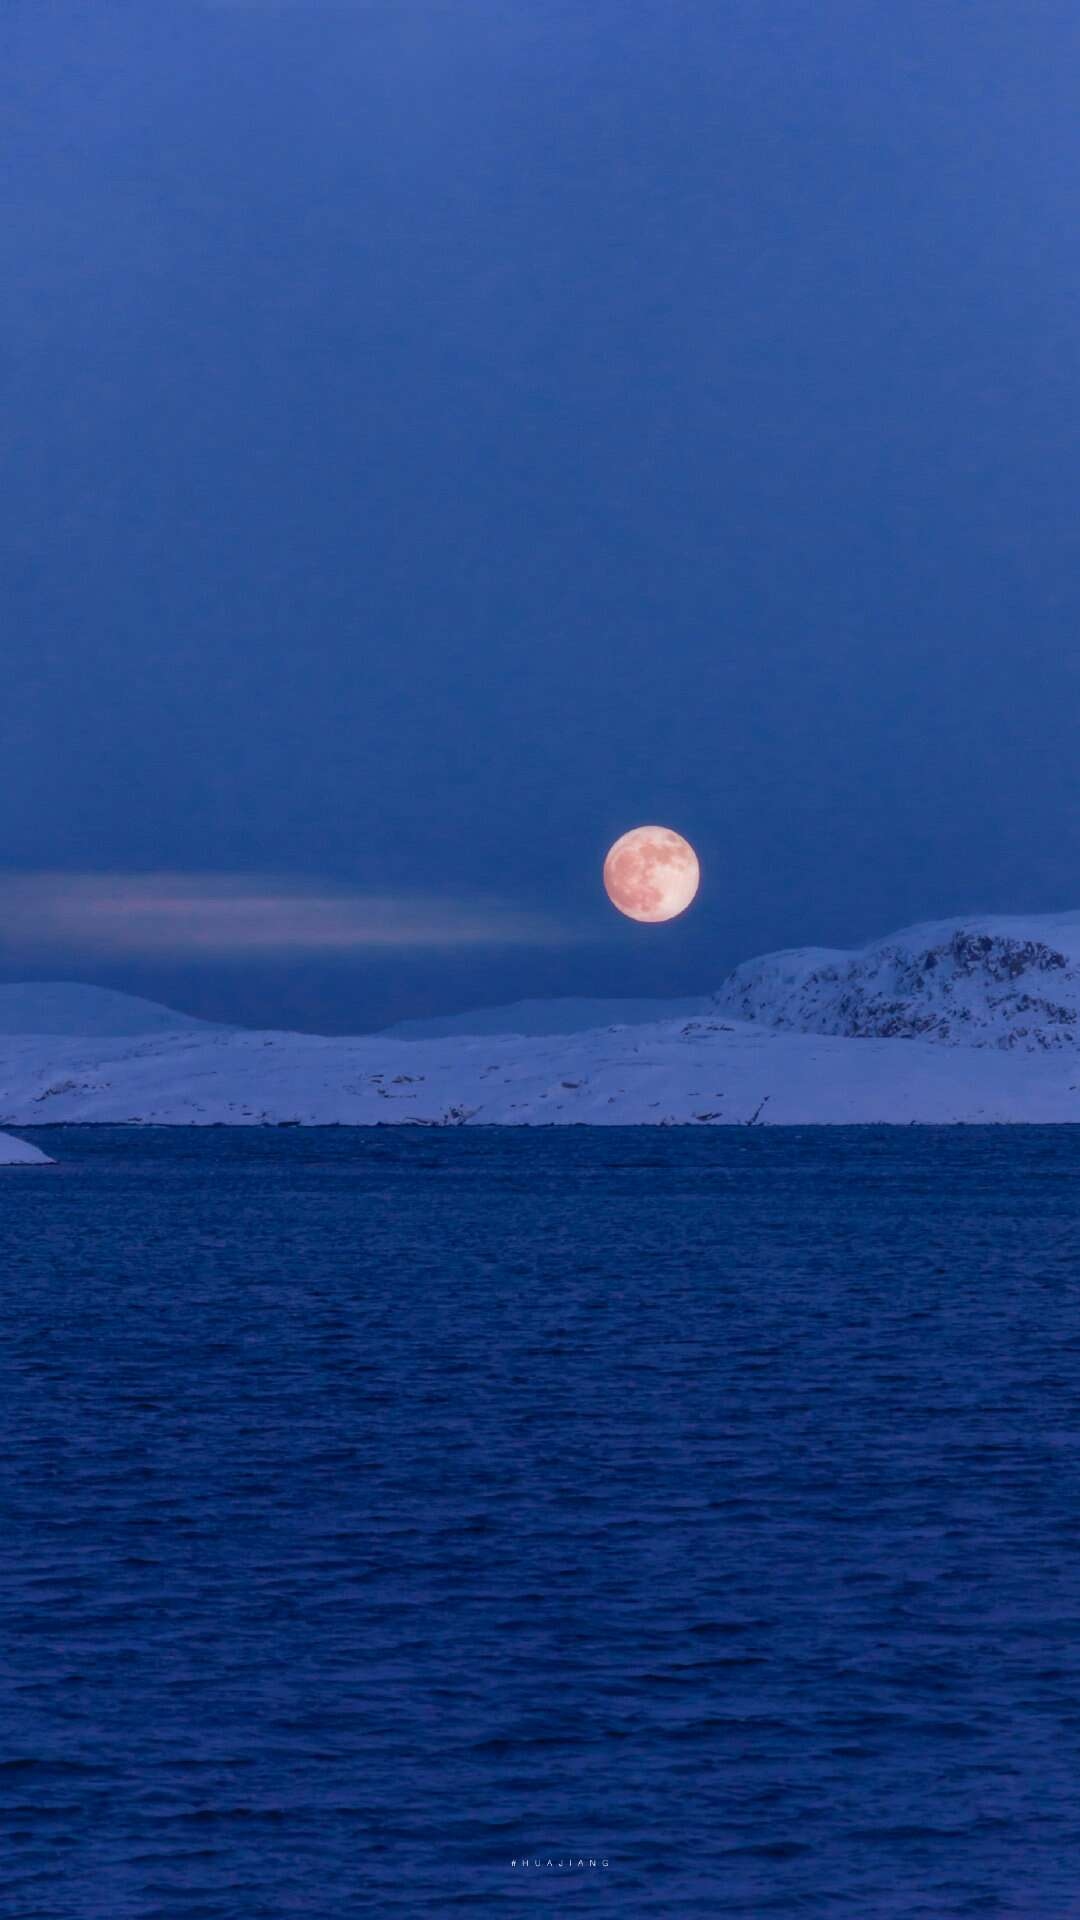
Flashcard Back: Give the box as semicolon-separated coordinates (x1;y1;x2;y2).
603;825;700;923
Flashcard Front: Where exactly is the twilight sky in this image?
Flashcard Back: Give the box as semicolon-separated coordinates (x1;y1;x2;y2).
5;1;1080;1031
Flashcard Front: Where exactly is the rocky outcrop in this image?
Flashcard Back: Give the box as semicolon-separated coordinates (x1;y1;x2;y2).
711;914;1080;1051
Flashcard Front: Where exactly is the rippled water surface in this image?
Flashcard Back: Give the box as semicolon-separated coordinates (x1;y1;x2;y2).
4;1125;1080;1917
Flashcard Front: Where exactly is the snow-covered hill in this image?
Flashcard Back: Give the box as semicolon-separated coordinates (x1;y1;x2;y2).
0;983;223;1038
712;912;1080;1052
0;1129;53;1164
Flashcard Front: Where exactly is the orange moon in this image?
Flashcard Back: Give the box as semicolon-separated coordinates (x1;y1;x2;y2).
603;825;700;923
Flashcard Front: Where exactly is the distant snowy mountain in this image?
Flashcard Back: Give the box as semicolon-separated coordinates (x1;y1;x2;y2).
380;994;712;1039
712;912;1080;1052
0;983;224;1038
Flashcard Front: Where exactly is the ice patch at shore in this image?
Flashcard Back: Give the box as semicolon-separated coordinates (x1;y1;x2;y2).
0;1130;53;1164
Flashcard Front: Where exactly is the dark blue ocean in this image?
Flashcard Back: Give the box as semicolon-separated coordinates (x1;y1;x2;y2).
4;1127;1080;1918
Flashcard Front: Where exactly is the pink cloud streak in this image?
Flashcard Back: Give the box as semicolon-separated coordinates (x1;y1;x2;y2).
0;872;575;955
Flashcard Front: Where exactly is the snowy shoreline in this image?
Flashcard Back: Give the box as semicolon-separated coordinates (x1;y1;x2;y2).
1;1019;1079;1128
5;911;1080;1129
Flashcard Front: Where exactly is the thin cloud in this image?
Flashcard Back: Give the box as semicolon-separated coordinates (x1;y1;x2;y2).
198;2;436;11
0;872;576;957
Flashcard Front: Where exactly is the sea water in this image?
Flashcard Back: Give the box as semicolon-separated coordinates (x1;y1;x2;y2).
3;1125;1080;1918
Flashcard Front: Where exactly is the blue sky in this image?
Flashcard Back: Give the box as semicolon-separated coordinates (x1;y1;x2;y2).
5;1;1080;1029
